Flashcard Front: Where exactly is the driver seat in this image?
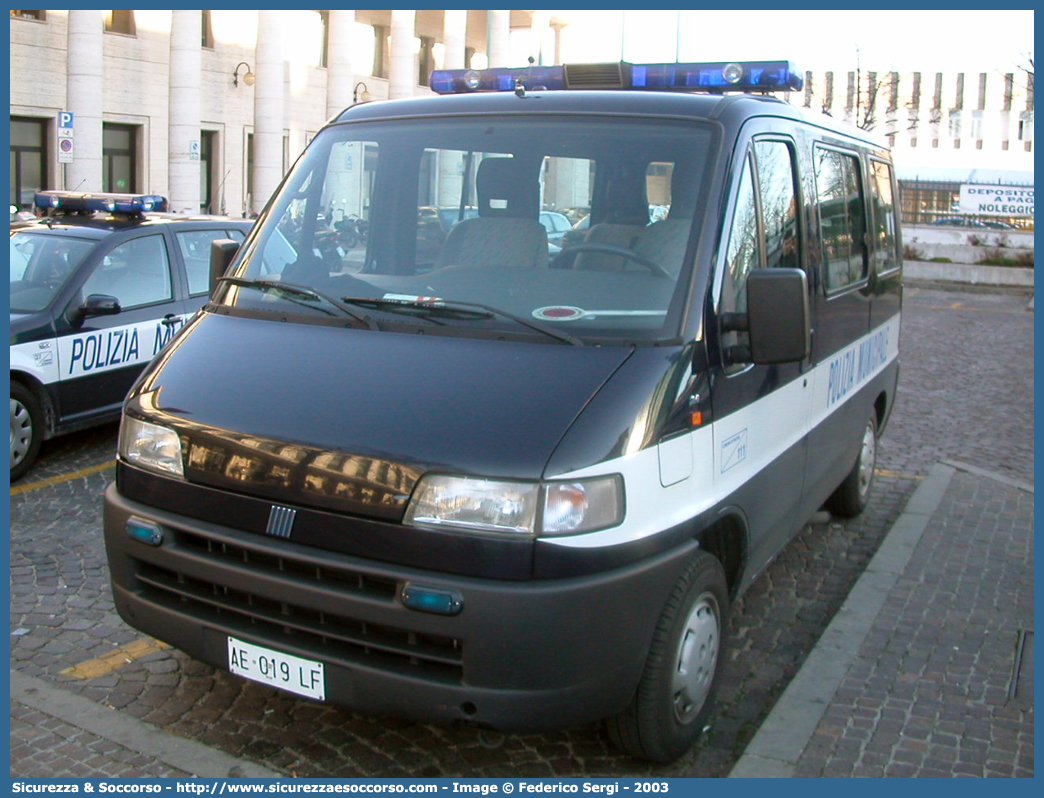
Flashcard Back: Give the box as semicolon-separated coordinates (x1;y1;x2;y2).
436;158;548;270
574;168;649;272
633;162;697;277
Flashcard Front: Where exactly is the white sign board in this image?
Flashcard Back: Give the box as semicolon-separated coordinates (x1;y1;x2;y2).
959;184;1034;218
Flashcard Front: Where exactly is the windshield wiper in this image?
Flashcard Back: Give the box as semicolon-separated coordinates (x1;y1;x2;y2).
340;296;584;346
217;277;379;330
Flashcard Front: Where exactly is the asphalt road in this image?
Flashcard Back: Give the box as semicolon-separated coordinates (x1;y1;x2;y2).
9;284;1034;777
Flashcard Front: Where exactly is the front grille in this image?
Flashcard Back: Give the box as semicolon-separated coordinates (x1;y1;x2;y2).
176;528;399;600
131;529;464;681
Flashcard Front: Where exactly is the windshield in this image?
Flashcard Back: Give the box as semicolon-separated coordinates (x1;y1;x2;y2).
226;115;714;344
10;232;96;313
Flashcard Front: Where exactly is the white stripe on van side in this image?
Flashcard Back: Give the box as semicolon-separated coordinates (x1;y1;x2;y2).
544;312;901;549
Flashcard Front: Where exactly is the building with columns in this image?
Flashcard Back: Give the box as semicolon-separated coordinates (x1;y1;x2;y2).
10;10;1033;226
10;9;568;217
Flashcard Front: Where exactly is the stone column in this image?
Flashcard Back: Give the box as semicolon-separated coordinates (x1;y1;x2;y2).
169;10;202;213
388;9;415;100
327;9;357;118
442;10;467;71
489;10;510;68
66;10;104;192
253;10;285;215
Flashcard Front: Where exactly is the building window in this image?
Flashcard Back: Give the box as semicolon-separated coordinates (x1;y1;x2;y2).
10;117;48;210
1018;111;1034;143
201;10;214;49
10;10;45;21
103;123;138;193
200;130;217;213
318;11;329;69
246;133;254;207
372;25;389;78
418;36;435;86
105;10;136;35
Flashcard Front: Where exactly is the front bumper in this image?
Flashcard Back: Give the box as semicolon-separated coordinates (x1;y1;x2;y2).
103;482;696;732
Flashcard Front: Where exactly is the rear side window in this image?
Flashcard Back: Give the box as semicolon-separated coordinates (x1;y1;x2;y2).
176;229;247;296
82;234;173;309
814;147;867;292
868;160;899;275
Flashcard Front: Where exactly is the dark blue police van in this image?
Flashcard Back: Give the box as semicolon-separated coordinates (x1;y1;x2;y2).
103;60;902;762
10;192;252;480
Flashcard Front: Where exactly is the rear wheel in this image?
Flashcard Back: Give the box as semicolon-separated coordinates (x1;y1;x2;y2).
606;551;728;763
10;381;43;482
825;415;877;518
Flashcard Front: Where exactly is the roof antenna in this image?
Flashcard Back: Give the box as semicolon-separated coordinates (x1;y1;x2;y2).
515;55;536;98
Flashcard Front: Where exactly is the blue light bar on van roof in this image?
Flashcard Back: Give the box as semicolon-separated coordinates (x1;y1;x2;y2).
430;65;566;94
34;191;168;215
430;60;803;95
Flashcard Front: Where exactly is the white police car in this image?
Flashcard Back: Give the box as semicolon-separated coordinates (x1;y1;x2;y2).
10;191;252;480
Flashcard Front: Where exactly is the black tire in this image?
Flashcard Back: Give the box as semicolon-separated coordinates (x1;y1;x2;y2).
606;551;728;763
825;415;878;518
10;380;44;482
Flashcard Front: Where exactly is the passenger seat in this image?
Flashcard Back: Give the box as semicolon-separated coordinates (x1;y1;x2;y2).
437;158;548;270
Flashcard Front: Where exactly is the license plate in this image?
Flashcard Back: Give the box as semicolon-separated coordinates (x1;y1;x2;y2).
227;636;325;701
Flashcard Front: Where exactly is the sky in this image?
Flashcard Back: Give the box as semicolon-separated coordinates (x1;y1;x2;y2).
555;9;1034;76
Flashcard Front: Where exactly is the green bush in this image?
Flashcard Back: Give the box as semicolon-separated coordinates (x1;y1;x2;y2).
976;248;1035;268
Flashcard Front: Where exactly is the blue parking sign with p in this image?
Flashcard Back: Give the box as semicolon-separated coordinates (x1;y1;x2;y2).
58;111;74;129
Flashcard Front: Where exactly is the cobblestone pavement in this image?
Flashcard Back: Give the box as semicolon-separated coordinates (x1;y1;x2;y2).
10;286;1034;777
790;469;1034;778
10;699;192;779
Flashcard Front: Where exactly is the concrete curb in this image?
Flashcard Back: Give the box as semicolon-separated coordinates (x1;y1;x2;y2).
11;669;284;779
727;461;956;778
903;260;1033;288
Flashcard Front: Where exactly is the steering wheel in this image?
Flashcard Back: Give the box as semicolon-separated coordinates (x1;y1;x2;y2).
550;243;671;279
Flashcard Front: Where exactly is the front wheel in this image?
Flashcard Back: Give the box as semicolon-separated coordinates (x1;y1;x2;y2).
825;415;877;518
606;551;729;763
11;381;44;482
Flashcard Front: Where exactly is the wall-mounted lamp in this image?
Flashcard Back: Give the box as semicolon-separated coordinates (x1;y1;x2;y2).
233;62;254;88
353;82;371;104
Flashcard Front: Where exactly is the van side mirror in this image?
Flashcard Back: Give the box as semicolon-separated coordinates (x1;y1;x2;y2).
746;268;811;364
209;239;240;293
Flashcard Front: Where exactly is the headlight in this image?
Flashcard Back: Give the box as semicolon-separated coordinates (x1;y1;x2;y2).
404;474;623;537
118;416;184;478
403;476;540;535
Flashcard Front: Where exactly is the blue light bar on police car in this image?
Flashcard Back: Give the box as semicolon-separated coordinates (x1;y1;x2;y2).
34;191;168;214
430;60;803;95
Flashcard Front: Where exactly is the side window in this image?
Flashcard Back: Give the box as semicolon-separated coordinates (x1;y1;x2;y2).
176;229;242;296
719;141;801;372
82;234;172;309
753;141;799;270
869;160;899;275
814;147;868;292
719;156;759;371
